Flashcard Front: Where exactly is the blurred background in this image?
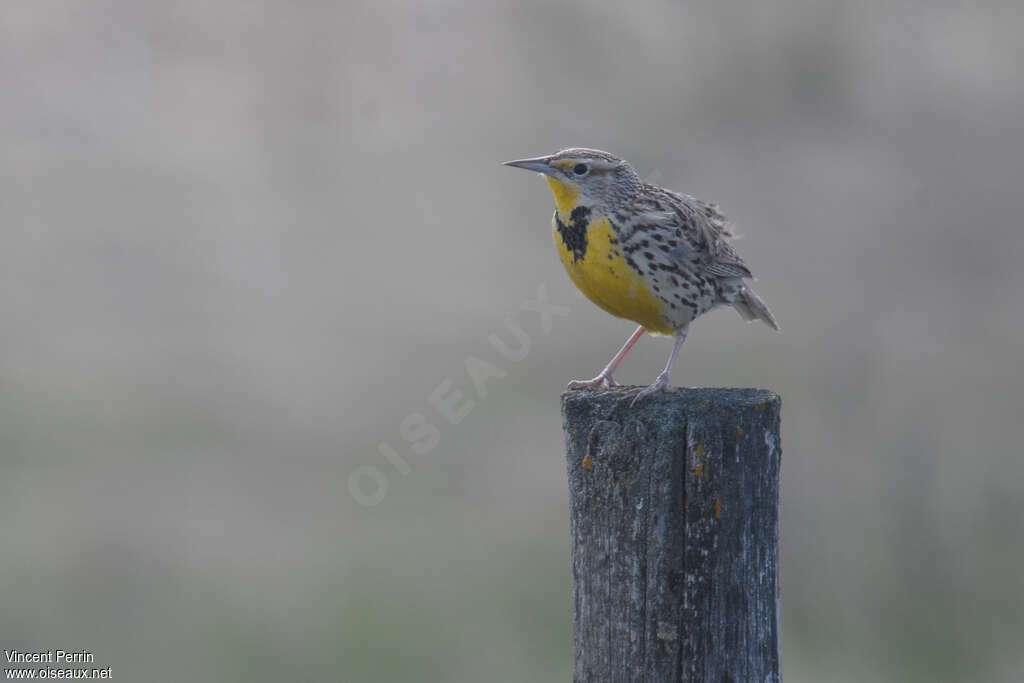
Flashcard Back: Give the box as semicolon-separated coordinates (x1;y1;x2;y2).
2;0;1022;681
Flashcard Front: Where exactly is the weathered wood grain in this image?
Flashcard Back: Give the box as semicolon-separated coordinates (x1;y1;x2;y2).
562;387;781;682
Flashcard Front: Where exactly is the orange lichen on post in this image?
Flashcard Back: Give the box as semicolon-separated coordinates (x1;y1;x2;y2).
582;455;593;471
715;500;723;519
737;427;744;437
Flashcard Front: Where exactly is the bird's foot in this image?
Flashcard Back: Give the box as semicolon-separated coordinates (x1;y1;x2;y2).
567;373;619;390
629;373;676;406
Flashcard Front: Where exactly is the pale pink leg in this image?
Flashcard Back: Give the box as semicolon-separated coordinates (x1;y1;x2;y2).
568;326;646;390
631;325;688;405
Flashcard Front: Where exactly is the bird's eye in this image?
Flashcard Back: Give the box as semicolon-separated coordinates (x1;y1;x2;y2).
573;163;589;176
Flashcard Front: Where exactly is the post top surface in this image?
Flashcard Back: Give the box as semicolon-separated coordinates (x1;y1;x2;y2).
561;386;779;413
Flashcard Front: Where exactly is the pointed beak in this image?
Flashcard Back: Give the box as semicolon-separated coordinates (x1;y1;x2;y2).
503;156;554;175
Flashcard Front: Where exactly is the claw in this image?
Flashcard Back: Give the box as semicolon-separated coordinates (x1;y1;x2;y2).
567;373;617;390
629;373;676;406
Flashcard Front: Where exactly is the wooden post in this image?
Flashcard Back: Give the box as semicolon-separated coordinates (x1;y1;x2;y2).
561;387;781;682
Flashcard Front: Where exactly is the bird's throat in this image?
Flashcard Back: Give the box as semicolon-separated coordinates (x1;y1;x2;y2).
545;176;580;216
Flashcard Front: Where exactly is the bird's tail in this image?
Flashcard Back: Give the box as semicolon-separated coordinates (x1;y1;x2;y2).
733;285;780;331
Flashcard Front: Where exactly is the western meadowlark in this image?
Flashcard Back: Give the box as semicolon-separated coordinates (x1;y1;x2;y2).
505;148;779;403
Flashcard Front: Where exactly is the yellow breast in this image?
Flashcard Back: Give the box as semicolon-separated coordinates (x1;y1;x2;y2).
552;209;674;335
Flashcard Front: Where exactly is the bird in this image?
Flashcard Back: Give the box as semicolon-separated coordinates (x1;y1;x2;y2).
504;148;778;403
